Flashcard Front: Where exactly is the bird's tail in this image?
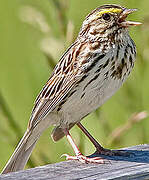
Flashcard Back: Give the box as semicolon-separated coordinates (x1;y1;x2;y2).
1;130;38;174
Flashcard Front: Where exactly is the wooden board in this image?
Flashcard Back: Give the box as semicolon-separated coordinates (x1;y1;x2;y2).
1;144;149;180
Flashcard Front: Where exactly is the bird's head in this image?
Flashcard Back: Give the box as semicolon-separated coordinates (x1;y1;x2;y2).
79;4;141;41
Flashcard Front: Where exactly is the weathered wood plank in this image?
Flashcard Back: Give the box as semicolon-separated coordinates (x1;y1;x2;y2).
1;144;149;180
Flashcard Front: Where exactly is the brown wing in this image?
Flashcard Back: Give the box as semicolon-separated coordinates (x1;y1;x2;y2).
28;41;84;129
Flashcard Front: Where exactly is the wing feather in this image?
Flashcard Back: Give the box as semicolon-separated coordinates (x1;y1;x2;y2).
28;41;83;129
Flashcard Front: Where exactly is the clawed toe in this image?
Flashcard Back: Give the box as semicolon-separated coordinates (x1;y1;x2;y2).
61;153;79;161
61;153;104;164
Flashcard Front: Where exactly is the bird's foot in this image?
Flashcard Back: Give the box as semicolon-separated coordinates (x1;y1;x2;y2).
61;153;104;164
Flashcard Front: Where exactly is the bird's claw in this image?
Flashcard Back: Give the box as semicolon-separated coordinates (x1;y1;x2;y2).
61;153;105;164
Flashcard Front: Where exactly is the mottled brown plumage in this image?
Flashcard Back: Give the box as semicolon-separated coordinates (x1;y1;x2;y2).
2;4;141;174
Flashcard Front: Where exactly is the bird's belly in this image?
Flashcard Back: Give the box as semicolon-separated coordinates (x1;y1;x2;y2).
58;45;133;127
59;74;125;126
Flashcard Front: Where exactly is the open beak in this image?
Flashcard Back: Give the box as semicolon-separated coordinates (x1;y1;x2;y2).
118;8;142;27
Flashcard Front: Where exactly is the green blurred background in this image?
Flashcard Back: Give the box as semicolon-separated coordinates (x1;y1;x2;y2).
0;0;149;171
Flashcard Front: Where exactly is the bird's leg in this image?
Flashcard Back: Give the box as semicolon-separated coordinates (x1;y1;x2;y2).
77;122;130;157
77;122;104;151
62;128;104;163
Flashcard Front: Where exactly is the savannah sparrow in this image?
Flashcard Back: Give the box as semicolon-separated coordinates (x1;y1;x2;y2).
2;4;141;174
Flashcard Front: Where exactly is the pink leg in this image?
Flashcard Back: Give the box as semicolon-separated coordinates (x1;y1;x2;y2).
62;128;104;164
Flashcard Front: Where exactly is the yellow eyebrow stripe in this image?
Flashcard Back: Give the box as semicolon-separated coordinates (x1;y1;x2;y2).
96;8;122;16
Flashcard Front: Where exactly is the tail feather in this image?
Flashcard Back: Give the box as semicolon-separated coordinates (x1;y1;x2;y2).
1;131;37;174
2;115;54;174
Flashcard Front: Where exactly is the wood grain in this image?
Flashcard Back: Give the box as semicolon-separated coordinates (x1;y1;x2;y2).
1;144;149;180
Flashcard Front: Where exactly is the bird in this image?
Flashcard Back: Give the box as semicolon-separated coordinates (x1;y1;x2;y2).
2;4;141;174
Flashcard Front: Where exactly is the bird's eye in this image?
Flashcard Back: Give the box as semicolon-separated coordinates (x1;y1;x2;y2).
102;13;111;21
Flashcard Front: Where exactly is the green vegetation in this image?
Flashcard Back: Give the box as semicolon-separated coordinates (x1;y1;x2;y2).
0;0;149;171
